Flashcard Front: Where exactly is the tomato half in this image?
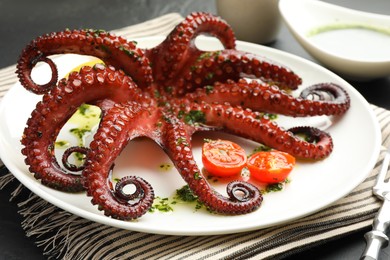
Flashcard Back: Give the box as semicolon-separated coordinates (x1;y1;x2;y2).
202;139;247;177
247;151;295;183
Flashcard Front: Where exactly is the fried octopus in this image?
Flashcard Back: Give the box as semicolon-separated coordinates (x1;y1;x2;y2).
17;12;350;220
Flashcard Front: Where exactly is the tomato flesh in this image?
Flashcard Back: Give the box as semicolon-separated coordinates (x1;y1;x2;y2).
202;139;247;177
247;151;295;183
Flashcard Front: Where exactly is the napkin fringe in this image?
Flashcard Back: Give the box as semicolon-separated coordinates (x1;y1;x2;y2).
17;193;80;259
0;139;385;260
0;171;14;190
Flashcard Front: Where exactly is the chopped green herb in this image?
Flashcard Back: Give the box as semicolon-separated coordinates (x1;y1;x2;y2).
173;185;206;211
177;110;185;119
149;196;175;213
157;101;168;107
255;113;278;120
266;183;284;192
262;179;291;194
162;115;171;123
154;89;161;98
205;73;214;80
70;128;91;140
264;113;278;120
176;137;188;146
197;52;212;61
164;86;173;94
183;110;206;125
55;140;70;148
85;29;107;37
194;172;202;180
119;45;139;60
205;85;214;94
93;29;107;35
77;104;90;116
175;185;198;202
251;144;272;155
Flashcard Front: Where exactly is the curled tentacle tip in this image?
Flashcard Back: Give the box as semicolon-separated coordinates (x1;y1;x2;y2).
288;126;333;159
227;181;262;203
17;54;59;94
62;146;90;172
300;83;350;104
288;126;328;143
114;176;155;203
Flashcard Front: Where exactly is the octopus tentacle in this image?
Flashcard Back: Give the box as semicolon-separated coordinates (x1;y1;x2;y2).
83;102;155;220
170;50;302;95
16;46;58;94
21;64;146;191
174;101;333;159
185;79;350;116
145;12;236;85
161;113;263;214
16;29;153;94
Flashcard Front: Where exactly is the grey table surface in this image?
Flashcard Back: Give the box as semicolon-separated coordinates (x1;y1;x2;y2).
0;0;390;259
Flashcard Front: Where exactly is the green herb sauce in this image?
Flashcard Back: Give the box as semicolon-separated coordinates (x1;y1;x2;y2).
175;185;198;202
307;23;390;61
67;104;101;146
183;110;206;125
174;185;204;211
249;144;272;156
149;196;176;213
307;23;390;37
261;179;291;194
55;140;70;148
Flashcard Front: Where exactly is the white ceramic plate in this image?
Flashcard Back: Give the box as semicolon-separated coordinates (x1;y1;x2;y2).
279;0;390;80
0;36;381;235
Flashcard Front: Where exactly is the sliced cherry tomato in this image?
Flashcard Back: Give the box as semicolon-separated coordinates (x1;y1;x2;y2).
202;139;247;177
247;151;295;183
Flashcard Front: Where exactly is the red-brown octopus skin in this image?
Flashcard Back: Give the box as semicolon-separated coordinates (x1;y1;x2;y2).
17;12;351;220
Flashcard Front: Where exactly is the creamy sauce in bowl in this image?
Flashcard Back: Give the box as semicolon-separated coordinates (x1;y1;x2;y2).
308;24;390;61
279;0;390;79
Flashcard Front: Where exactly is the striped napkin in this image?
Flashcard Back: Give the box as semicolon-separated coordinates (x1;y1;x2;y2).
0;13;387;259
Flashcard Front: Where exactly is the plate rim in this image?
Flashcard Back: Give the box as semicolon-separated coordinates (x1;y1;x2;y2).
0;36;382;235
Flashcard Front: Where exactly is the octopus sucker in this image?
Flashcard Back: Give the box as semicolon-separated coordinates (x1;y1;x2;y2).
17;12;351;220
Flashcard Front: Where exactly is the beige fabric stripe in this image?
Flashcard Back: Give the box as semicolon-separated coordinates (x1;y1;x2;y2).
256;219;373;259
0;65;18;99
111;13;183;38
